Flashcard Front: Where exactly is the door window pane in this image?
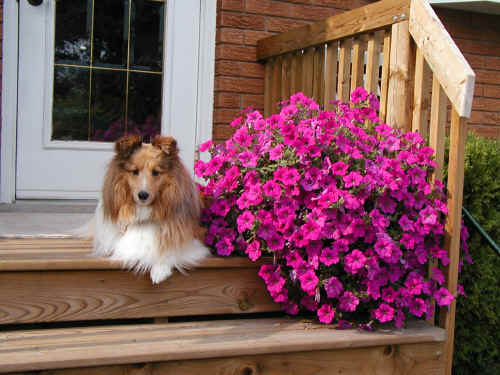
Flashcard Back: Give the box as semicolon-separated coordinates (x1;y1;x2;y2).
52;0;165;142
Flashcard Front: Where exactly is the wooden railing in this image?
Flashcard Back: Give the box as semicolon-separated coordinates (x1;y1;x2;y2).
257;1;475;374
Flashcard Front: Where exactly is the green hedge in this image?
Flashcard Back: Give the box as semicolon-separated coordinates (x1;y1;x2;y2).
449;134;500;375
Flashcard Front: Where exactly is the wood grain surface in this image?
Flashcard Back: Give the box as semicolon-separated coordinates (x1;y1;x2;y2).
0;318;445;373
257;0;410;60
7;342;445;375
0;238;270;271
0;266;278;324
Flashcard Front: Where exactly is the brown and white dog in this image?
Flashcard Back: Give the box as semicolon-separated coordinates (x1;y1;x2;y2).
89;135;209;284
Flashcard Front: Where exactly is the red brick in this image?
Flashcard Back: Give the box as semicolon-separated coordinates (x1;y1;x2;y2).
464;54;486;70
473;85;484;97
215;92;241;108
242;94;265;109
213;108;242;123
215;76;264;94
213;124;236;140
215;60;265;78
245;0;291;17
484;85;500;98
468;125;500;139
485;56;500;71
472;97;500;112
469;110;500;126
215;44;257;61
244;30;276;46
476;70;500;85
455;39;500;57
219;12;266;30
217;28;244;44
266;17;309;33
289;4;340;21
220;0;244;11
314;0;357;9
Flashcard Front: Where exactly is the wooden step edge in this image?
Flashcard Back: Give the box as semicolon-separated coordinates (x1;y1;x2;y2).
0;255;271;271
0;238;272;271
0;318;445;373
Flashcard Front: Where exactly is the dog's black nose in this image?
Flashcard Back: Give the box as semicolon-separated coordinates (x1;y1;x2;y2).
138;191;149;201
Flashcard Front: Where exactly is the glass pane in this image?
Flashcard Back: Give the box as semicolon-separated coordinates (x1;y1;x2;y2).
93;0;127;67
55;0;90;65
52;66;90;141
51;0;165;143
130;0;164;71
128;72;162;142
90;70;126;142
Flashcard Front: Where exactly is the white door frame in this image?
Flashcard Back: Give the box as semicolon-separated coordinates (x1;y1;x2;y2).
0;0;216;203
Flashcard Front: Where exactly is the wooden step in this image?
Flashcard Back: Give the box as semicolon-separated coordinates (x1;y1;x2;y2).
0;318;445;374
0;238;277;324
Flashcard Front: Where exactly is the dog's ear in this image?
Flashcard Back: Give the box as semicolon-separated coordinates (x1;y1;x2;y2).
114;135;142;160
152;136;178;157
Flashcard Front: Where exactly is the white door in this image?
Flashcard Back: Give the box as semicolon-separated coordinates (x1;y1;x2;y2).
15;0;212;199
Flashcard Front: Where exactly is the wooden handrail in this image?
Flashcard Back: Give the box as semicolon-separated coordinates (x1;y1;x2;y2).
409;0;475;117
257;0;411;60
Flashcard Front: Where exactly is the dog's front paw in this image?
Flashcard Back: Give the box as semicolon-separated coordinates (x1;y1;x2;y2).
150;264;173;284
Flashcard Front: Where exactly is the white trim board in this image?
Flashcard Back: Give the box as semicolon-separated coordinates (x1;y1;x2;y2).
0;0;19;203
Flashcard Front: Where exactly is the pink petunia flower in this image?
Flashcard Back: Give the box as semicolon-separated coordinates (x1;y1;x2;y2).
324;276;344;299
338;291;359;312
317;304;335;324
245;240;261;261
434;287;454;306
374;303;394;323
237;210;255;233
299;269;319;296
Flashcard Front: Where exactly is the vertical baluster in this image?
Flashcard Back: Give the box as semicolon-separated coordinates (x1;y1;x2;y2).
302;47;315;97
290;52;300;96
271;56;282;114
427;75;448;324
429;75;447;182
350;36;365;93
365;32;381;95
313;44;325;105
386;20;411;132
264;58;273;117
440;109;467;373
337;38;352;102
379;29;392;123
281;54;292;101
412;48;432;139
324;41;338;110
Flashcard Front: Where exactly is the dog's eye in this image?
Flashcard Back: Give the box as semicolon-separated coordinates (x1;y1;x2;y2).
132;169;139;175
152;170;159;177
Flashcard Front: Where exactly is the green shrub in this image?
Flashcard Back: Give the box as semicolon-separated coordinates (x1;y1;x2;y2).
449;134;500;375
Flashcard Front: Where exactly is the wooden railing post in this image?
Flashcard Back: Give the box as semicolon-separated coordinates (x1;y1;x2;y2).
386;20;412;132
412;48;432;138
440;109;467;375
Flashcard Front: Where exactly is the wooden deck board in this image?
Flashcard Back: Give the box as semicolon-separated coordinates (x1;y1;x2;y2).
0;238;270;271
0;318;445;373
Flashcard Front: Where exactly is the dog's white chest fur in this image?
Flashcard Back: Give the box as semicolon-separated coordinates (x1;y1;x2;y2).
92;201;209;284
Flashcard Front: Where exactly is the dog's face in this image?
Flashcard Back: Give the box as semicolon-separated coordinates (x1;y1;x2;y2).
103;135;180;215
116;135;179;207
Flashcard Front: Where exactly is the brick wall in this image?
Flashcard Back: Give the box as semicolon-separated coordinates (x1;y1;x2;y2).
213;0;374;142
436;7;500;138
213;1;500;141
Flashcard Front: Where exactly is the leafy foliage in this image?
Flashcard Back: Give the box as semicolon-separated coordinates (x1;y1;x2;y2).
451;135;500;375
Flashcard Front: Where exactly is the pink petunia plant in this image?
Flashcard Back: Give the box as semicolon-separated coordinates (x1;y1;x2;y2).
197;88;471;328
